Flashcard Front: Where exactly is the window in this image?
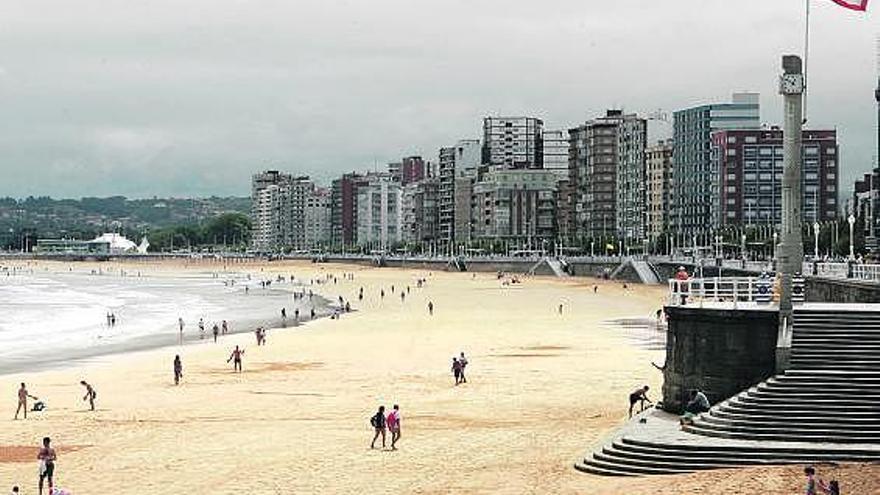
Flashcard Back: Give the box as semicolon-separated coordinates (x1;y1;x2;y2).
744;136;757;144
759;148;773;156
805;147;819;156
726;173;737;180
826;185;835;192
726;186;736;193
827;198;836;205
827;173;836;180
826;147;836;155
727;148;736;156
727;211;736;218
727;136;737;144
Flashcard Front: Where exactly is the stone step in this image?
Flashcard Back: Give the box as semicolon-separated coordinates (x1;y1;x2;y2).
725;398;880;413
777;371;880;380
621;437;880;457
714;405;880;420
789;362;880;370
734;395;880;408
745;389;880;401
573;460;637;477
577;456;689;476
696;414;880;432
611;441;876;465
688;419;880;438
682;423;880;443
594;451;727;471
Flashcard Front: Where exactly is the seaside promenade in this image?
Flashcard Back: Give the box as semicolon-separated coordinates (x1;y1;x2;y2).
0;260;877;494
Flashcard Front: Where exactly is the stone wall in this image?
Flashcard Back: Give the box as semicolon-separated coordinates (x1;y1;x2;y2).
661;305;779;413
805;277;880;303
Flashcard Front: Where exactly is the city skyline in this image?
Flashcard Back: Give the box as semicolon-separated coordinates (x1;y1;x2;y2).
0;1;876;199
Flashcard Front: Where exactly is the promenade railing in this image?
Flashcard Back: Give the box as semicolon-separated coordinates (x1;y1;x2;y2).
667;277;777;309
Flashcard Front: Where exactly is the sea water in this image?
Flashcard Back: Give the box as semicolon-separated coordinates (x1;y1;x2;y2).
0;267;326;374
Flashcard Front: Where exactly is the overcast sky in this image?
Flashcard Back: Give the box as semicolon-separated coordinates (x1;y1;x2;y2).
0;0;877;199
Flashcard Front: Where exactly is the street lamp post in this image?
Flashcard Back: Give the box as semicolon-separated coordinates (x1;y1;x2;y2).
848;214;856;260
773;232;779;261
813;221;820;260
741;233;747;261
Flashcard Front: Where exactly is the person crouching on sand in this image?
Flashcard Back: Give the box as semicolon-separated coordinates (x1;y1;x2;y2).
227;345;245;372
80;380;96;411
370;406;386;449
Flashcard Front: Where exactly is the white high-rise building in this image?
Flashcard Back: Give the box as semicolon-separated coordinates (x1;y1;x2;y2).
542;129;570;180
356;173;404;250
482;116;543;169
439;139;481;244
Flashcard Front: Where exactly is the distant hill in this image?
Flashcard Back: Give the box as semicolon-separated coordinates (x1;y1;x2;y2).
0;196;251;249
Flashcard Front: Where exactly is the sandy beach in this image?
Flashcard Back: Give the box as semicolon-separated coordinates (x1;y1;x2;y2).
0;260;876;494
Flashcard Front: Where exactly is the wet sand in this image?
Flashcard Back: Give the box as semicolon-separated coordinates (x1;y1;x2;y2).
0;260;874;494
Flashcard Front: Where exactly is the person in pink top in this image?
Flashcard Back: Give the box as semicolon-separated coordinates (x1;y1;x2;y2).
386;404;402;450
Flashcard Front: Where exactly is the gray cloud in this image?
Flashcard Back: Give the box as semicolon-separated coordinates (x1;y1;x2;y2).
0;0;876;198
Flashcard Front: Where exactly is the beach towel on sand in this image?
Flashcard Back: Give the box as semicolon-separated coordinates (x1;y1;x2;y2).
51;488;71;495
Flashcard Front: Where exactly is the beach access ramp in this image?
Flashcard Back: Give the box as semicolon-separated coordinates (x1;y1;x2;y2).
529;257;570;277
610;258;661;285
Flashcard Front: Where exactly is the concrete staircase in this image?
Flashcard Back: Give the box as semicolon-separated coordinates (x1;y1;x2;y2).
576;307;880;476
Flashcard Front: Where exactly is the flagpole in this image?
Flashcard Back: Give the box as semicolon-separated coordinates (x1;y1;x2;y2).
803;0;811;124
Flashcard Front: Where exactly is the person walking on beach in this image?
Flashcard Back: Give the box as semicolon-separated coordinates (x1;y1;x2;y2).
459;352;468;383
80;381;96;411
428;301;433;315
386;404;402;450
173;355;183;385
370;406;386;449
212;323;220;343
452;358;462;385
222;320;228;335
228;345;245;372
178;317;185;344
198;318;205;340
628;385;652;418
37;436;56;495
14;383;38;420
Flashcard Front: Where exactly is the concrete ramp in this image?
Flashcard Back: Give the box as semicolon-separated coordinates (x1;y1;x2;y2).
611;258;661;285
529;257;570;277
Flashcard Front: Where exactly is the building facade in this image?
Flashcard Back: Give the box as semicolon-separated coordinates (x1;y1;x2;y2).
304;187;330;250
251;171;314;252
402;177;440;244
672;93;760;239
470;168;557;243
438;139;481;245
482;116;543;169
355;173;403;249
569;110;646;249
712;128;839;225
646;140;673;244
542;129;570;180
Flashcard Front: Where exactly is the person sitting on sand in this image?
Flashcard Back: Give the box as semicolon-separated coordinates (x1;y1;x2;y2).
819;479;840;495
684;389;710;415
386;404;402;450
15;383;38;420
227;345;245;372
37;436;56;495
805;466;818;495
80;380;96;411
370;406;386;449
173;355;183;385
628;385;652;418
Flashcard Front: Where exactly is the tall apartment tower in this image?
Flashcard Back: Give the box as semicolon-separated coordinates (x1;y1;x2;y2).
569;110;647;248
250;171;314;252
646;140;673;244
672;93;760;239
482;116;543;169
438;139;481;244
